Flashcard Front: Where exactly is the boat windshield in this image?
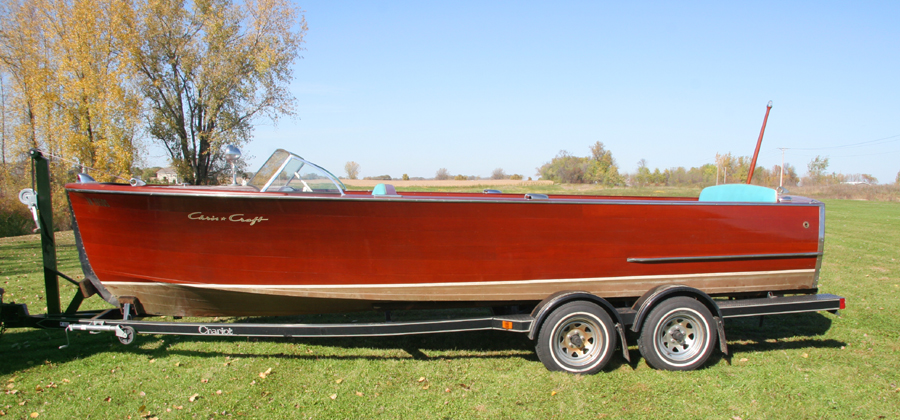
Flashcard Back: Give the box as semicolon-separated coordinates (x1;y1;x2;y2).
248;149;345;194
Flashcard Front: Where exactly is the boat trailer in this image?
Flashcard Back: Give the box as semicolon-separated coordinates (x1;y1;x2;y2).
1;150;846;373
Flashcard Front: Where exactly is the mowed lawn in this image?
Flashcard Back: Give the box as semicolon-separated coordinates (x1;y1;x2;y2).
1;198;898;419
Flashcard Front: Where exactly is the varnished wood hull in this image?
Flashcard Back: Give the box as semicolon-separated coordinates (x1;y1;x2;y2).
66;184;824;317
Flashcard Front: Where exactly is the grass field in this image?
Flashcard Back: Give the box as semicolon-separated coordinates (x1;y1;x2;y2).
1;198;899;419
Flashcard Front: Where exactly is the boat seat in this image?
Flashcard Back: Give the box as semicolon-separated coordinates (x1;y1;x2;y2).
698;184;777;203
372;183;400;196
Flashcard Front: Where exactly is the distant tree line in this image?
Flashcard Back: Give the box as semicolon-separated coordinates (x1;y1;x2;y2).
800;155;878;186
535;143;808;188
537;142;623;186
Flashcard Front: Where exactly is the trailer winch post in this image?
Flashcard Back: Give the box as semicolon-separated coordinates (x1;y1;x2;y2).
31;149;61;315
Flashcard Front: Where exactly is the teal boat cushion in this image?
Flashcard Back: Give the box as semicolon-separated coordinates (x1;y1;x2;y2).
698;184;777;203
372;183;398;196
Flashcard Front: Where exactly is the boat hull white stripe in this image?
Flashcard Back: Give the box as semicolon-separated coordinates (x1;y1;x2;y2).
102;269;815;290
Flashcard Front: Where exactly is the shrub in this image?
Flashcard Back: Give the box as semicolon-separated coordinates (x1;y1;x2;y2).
0;209;32;237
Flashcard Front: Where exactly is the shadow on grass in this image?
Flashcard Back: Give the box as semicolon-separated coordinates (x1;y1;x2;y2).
0;325;540;376
618;311;844;371
0;240;81;277
0;311;843;375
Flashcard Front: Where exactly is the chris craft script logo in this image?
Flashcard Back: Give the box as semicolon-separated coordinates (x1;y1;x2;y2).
188;212;268;226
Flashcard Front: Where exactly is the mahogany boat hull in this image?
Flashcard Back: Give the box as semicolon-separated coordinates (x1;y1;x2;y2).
66;184;824;317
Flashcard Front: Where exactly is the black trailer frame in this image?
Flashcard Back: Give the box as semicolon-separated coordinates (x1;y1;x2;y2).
1;150;846;373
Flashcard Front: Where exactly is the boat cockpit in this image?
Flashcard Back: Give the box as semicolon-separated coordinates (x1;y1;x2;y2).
248;149;345;194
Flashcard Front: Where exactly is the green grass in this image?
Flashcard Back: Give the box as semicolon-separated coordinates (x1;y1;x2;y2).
2;199;899;419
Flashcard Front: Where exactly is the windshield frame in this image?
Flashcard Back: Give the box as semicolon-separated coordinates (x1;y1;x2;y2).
249;149;346;194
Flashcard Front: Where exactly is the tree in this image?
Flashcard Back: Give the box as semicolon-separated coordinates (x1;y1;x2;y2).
1;72;9;165
861;174;877;184
344;161;360;179
435;168;450;180
537;151;588;183
634;159;651;187
650;168;664;185
142;166;162;181
806;155;829;185
491;168;506;180
129;0;306;185
586;141;623;186
896;170;899;185
0;0;140;179
538;143;622;185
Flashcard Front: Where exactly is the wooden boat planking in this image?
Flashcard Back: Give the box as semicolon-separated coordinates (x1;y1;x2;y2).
66;183;823;317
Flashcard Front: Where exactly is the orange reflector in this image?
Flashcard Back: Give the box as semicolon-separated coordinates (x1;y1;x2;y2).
839;298;845;310
501;320;513;330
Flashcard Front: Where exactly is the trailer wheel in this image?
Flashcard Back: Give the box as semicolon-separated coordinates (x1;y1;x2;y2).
638;297;715;371
117;326;135;345
535;301;616;374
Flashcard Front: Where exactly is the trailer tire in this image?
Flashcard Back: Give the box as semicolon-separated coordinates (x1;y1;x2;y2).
535;301;616;374
638;297;716;371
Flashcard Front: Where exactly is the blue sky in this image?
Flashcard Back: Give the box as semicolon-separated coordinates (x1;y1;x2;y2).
166;1;900;182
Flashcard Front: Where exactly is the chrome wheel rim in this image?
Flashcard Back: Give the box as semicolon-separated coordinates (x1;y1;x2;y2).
655;309;707;363
553;315;606;367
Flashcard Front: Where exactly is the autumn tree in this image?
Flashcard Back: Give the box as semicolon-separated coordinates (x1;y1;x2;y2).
491;168;506;180
435;168;450;180
128;0;306;185
633;159;650;186
713;153;753;184
1;0;63;164
806;155;829;185
1;72;9;164
586;141;623;186
769;163;799;187
0;0;141;179
538;142;622;186
344;161;360;179
1;0;144;233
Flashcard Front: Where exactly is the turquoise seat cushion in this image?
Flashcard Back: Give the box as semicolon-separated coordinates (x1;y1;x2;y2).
372;183;397;196
698;184;777;203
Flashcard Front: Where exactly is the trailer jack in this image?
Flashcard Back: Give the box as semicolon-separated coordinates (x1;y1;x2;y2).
60;323;133;349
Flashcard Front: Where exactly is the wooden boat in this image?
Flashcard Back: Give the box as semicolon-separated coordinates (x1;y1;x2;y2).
66;149;824;317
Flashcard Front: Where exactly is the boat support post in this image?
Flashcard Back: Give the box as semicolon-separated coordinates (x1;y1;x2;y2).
2;149;98;333
31;149;62;315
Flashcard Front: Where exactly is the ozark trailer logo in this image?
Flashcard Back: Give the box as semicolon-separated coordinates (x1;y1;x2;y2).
187;212;268;226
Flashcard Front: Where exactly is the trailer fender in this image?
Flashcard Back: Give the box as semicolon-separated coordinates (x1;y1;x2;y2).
632;285;729;355
528;291;624;340
630;285;723;333
529;291;631;362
